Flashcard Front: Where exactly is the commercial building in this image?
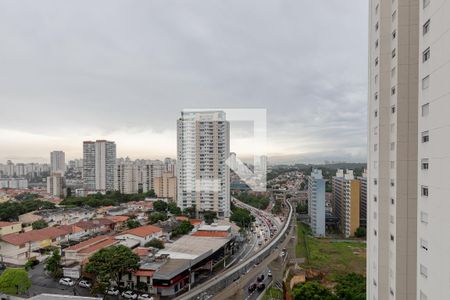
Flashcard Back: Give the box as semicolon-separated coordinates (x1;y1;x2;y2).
50;151;65;175
177;111;230;217
368;0;419;299
307;169;325;237
154;172;177;202
332;170;360;238
83;140;116;193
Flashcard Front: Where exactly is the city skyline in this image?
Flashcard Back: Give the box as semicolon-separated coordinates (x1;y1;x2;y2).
0;0;368;164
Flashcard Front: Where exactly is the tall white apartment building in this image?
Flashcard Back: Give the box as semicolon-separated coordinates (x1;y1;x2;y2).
139;160;165;193
368;1;419;299
50;151;65;174
47;173;64;197
417;1;450;299
177;111;230;217
115;159;140;194
82;140;116;193
307;169;325;237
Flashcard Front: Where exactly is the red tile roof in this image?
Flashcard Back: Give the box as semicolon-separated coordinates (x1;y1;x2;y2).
65;235;110;251
189;219;203;225
0;221;20;228
134;270;154;277
175;216;189;221
133;247;150;256
1;227;68;246
105;216;129;223
192;231;229;238
119;225;162;238
78;237;116;254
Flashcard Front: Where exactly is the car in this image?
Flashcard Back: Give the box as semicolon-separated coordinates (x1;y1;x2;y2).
78;280;91;288
122;290;138;299
268;270;272;277
59;278;75;286
105;287;119;296
0;262;6;270
257;274;265;282
138;294;154;300
257;283;266;291
248;283;257;293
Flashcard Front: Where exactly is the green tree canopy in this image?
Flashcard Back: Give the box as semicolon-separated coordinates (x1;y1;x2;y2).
230;206;255;228
334;273;366;300
203;210;217;225
127;219;141;229
0;268;32;295
354;227;366;238
292;282;336;300
32;220;48;230
85;245;140;293
171;220;194;238
148;212;168;224
45;249;62;278
167;202;181;215
144;238;165;249
153;200;168;212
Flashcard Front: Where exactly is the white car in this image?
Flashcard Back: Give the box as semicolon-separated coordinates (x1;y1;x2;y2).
105;287;119;296
78;280;91;288
268;270;272;277
138;294;154;300
122;290;138;299
59;278;75;286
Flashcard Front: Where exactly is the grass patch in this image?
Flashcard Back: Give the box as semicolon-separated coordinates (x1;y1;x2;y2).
262;287;283;300
296;223;366;281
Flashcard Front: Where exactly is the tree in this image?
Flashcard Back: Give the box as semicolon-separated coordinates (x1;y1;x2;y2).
292;282;336;300
334;273;366;300
203;211;217;225
148;212;168;224
45;249;62;278
171;220;194;238
297;203;308;214
127;219;141;229
153;200;168;212
32;220;48;230
230;207;254;228
354;227;366;238
85;245;140;293
144;238;165;249
182;205;196;219
167;202;181;215
146;189;156;198
0;268;32;295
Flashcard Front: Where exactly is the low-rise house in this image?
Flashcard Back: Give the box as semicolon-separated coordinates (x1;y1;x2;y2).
0;227;69;264
115;224;162;246
59;218;114;241
104;215;129;231
0;221;22;237
63;235;119;264
19;207;95;227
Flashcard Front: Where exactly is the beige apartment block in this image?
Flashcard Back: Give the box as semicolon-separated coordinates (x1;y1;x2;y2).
154;172;177;202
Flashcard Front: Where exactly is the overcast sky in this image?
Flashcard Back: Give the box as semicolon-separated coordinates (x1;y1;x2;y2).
0;0;368;164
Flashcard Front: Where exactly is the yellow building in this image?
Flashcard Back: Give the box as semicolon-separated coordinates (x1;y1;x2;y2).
0;221;22;237
154;172;177;202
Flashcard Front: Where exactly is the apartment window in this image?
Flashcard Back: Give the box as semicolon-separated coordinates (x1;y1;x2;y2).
390;142;395;151
391;86;396;95
374;230;377;236
423;19;430;35
392;10;397;21
391;198;395;205
391;67;396;78
390;215;394;224
375;3;379;14
420;238;429;251
391;105;396;114
422;131;430;143
375;92;378;100
375;22;379;31
374;178;378;185
375;57;379;66
423;47;430;62
421;186;429;197
374;196;378;202
422;75;430;89
421;158;429;170
390;179;395;187
374;110;378;118
423;0;430;8
392;48;396;58
390;234;395;241
392;30;397;39
390;289;394;296
422;103;429;116
420;264;428;278
420;211;428;224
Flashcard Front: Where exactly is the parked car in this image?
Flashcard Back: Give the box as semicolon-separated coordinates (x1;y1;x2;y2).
257;283;266;291
268;270;272;277
248;283;257;293
78;280;91;288
257;274;265;282
59;278;75;287
138;294;154;300
105;287;119;296
122;290;138;299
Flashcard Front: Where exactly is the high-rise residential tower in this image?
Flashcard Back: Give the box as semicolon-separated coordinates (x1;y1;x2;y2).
82;140;116;193
50;151;65;175
177;111;230;217
307;169;325;237
368;0;419;299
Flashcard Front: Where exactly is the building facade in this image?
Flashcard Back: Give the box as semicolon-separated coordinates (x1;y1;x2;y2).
50;151;65;175
307;169;325;237
368;0;419;299
332;169;360;238
47;172;64;197
358;170;368;229
177;111;230;217
83;140;116;193
154;172;177;202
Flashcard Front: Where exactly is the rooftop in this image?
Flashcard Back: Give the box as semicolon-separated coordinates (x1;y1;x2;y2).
159;235;230;260
118;224;162;238
1;227;69;246
0;221;20;228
